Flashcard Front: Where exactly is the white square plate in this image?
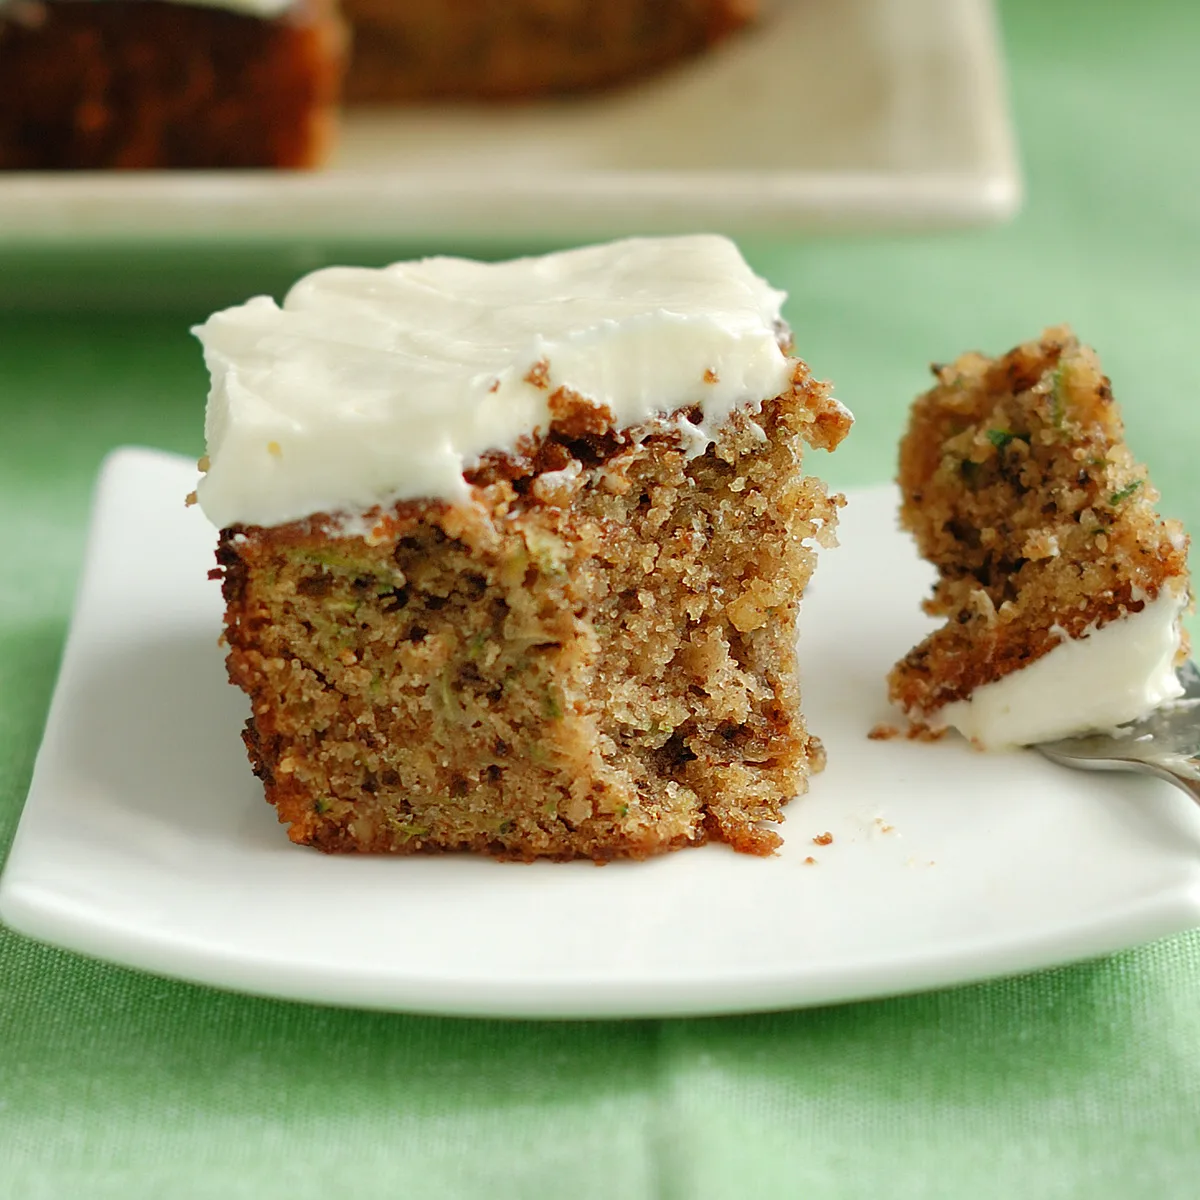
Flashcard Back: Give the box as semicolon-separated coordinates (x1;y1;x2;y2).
0;0;1018;246
3;448;1197;1018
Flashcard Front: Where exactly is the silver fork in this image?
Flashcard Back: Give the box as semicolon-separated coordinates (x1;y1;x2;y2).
1037;660;1200;804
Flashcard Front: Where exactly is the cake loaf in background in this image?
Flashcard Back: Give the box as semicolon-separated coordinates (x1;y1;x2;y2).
0;0;759;168
0;0;346;168
342;0;759;103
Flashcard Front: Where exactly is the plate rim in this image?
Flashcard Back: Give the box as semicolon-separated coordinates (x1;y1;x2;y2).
4;865;1199;1018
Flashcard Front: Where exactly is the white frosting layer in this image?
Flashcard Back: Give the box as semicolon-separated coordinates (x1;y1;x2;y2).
194;236;796;530
936;584;1188;749
182;0;296;16
50;0;299;19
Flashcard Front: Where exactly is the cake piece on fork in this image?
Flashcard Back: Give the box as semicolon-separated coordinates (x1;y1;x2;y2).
889;326;1190;749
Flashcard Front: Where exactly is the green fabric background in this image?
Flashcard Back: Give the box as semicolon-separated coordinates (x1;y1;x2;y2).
3;0;1200;1194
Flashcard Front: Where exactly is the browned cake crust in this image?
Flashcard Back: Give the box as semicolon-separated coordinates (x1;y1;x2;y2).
212;365;850;861
0;0;345;169
889;325;1190;724
341;0;757;103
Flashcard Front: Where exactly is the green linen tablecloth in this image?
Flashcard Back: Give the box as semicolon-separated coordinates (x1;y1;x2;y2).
3;1;1200;1195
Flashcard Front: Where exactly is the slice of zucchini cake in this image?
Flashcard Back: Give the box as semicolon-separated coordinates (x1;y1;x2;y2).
196;235;852;859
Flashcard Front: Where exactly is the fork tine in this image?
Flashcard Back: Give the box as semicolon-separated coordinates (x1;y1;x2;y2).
1035;661;1200;807
1178;659;1200;697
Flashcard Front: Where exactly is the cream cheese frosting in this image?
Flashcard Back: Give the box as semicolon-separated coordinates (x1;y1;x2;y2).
25;0;300;18
194;236;798;530
935;583;1189;750
172;0;296;15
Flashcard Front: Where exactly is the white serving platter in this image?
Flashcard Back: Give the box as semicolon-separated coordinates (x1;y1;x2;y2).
0;0;1019;245
2;448;1197;1018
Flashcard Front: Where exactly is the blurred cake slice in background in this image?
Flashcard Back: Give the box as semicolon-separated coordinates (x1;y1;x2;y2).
0;0;760;168
0;0;346;168
341;0;760;103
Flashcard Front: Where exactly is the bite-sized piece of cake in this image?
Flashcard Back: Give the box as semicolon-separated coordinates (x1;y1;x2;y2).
341;0;758;103
889;326;1191;749
195;236;852;860
0;0;345;169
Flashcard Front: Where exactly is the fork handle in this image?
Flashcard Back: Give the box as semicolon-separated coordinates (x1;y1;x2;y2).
1143;761;1200;807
